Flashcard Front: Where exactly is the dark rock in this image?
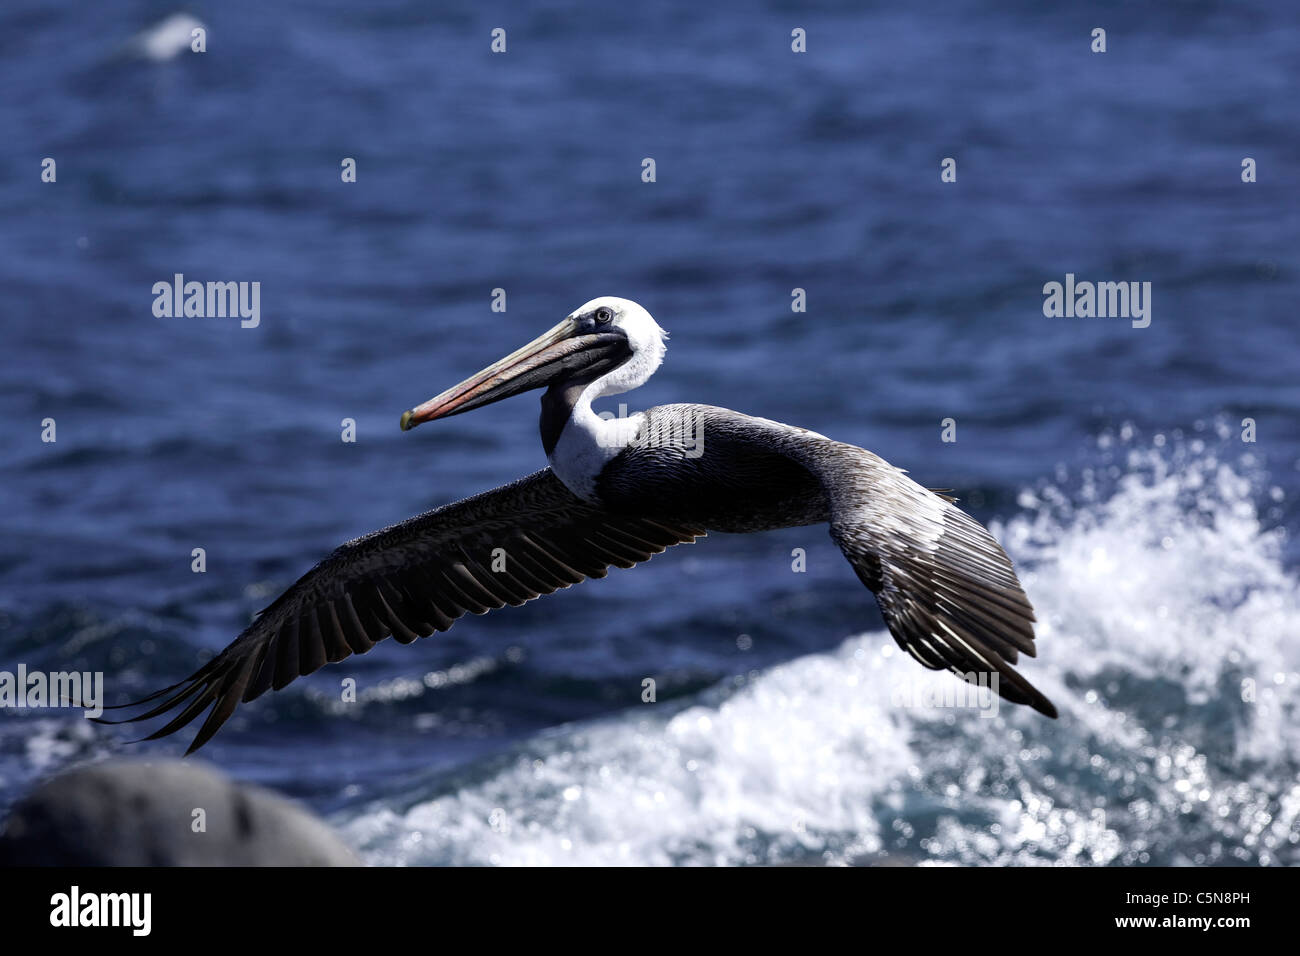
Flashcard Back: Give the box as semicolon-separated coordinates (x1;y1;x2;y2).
0;759;358;866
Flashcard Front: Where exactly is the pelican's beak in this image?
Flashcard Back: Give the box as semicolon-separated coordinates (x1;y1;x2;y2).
400;317;630;430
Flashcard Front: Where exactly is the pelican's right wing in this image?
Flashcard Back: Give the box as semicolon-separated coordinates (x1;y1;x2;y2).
705;412;1057;718
809;441;1057;718
103;468;705;752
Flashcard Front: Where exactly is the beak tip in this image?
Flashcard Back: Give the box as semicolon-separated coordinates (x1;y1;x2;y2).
399;409;415;431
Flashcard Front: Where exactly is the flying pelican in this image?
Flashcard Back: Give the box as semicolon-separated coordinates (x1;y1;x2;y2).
105;297;1056;752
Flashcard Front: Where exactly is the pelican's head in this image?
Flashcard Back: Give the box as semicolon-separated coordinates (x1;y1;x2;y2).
400;296;667;430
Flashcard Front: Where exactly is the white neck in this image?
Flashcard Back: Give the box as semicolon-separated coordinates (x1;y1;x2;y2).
548;384;644;501
543;296;667;500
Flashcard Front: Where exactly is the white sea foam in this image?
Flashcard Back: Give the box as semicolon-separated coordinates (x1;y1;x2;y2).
129;13;205;63
341;426;1299;866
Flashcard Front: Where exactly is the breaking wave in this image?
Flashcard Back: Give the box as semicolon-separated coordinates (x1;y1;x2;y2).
340;423;1299;866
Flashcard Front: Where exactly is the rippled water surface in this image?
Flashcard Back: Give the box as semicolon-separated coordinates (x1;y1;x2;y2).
1;1;1296;865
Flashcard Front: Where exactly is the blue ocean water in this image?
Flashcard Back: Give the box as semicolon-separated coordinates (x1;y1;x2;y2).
1;1;1297;865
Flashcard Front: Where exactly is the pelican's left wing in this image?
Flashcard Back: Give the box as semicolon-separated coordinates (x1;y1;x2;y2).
102;468;704;752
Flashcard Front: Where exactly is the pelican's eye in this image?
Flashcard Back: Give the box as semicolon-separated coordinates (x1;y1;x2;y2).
593;307;614;324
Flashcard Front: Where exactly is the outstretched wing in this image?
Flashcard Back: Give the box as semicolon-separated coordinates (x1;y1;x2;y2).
811;443;1056;717
653;406;1057;718
609;402;1054;718
103;469;705;752
613;403;1054;717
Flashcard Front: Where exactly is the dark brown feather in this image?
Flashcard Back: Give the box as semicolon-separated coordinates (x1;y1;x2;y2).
99;468;702;751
